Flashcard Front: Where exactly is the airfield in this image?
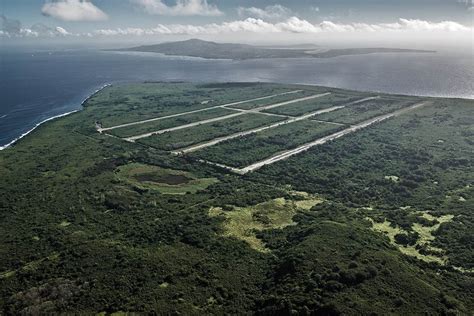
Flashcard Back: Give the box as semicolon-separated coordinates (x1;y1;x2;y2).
96;83;430;174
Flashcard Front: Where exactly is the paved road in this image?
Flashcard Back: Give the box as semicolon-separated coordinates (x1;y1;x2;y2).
98;90;303;132
219;101;431;174
125;92;331;142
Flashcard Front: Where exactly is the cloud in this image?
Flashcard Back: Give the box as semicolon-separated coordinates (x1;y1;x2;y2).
31;23;71;36
92;17;472;36
1;15;70;37
132;0;223;16
237;5;292;19
311;6;320;12
41;0;108;21
2;16;471;38
1;15;22;35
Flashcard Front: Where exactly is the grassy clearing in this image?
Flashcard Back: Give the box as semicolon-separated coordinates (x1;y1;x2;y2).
263;93;361;116
138;113;284;151
108;107;236;138
254;97;473;271
59;220;71;227
209;194;323;253
115;163;218;194
368;211;455;265
193;120;342;168
314;98;413;124
384;175;400;182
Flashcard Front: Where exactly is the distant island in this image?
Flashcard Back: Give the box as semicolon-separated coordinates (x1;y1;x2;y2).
118;39;435;60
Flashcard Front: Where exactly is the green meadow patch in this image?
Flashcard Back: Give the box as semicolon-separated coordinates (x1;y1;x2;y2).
367;211;455;265
209;193;323;253
115;163;218;194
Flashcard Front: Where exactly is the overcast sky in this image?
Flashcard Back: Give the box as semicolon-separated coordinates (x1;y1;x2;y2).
1;0;473;47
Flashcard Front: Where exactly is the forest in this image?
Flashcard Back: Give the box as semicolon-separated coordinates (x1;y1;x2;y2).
0;82;472;314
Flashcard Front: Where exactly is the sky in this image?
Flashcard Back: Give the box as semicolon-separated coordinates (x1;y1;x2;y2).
1;0;473;47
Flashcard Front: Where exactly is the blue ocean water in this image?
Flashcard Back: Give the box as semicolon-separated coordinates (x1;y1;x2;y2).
1;48;473;148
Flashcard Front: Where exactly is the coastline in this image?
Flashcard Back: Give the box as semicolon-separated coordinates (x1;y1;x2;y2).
0;83;111;151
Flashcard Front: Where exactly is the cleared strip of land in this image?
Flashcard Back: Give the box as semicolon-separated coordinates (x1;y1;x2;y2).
225;107;290;118
125;93;331;142
138;114;283;151
193;120;343;168
313;97;411;125
173;105;345;154
207;101;431;174
108;107;236;138
98;90;302;132
263;95;378;117
125;112;244;141
172;96;377;154
249;93;330;112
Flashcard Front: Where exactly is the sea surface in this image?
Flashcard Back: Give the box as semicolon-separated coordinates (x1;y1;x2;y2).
1;48;473;148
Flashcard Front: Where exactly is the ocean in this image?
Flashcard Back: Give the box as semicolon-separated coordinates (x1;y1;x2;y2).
1;47;473;148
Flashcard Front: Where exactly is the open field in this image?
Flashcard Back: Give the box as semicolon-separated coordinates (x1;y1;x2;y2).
115;163;218;194
209;193;323;253
0;82;473;315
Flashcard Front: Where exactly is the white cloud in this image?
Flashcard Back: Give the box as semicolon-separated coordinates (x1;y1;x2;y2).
237;5;292;19
92;17;472;36
2;16;471;39
311;6;320;12
55;26;70;35
132;0;223;16
1;15;70;37
41;0;108;22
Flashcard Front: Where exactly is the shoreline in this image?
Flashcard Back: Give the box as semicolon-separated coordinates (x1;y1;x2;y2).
0;83;111;151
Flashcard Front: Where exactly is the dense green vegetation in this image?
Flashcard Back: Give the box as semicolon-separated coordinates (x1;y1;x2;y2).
228;90;314;110
108;107;235;138
193;120;342;167
88;82;294;127
138;113;283;151
263;92;364;116
313;97;414;124
0;82;472;314
252;98;474;269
